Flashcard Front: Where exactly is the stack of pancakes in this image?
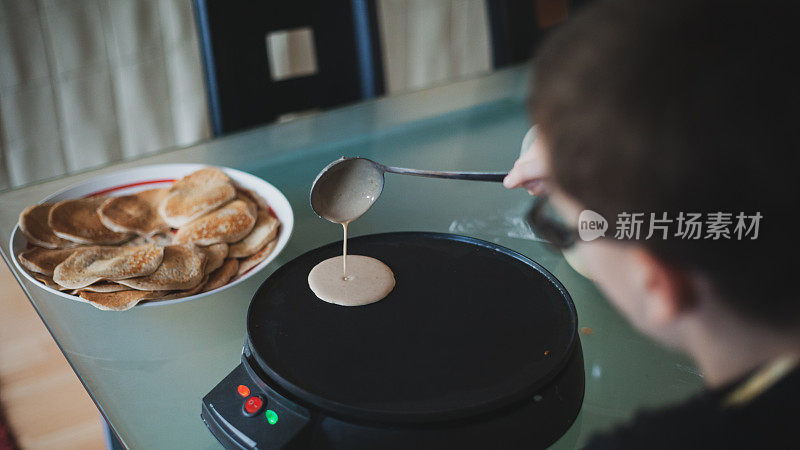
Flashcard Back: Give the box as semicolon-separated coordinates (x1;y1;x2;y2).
16;168;281;311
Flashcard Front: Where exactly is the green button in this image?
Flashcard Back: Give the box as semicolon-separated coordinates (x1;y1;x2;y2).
265;409;278;425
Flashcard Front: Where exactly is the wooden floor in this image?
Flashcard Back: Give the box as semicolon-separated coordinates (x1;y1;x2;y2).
0;261;105;449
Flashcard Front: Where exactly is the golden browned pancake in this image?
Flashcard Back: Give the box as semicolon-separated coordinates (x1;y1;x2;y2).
236;187;269;210
17;247;80;276
117;244;206;291
228;210;280;258
156;275;209;301
203;258;239;292
78;289;165;311
123;232;175;247
53;244;164;289
33;274;71;291
49;197;132;245
200;243;228;275
18;203;77;248
236;238;277;277
174;199;257;246
80;281;128;292
160;168;236;227
149;232;175;246
122;235;151;247
98;188;169;236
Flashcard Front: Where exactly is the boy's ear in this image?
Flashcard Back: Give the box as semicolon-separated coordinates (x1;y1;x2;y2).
632;247;696;325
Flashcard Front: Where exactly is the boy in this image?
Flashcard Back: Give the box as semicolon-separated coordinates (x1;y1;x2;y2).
504;0;799;448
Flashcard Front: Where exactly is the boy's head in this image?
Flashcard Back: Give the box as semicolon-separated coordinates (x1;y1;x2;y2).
531;0;798;342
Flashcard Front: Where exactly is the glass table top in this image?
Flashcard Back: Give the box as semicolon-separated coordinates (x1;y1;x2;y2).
0;66;702;449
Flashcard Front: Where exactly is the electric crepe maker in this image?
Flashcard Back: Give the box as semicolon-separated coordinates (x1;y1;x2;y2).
202;232;585;449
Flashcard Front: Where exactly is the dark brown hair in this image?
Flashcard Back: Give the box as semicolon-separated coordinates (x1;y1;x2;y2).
532;0;798;325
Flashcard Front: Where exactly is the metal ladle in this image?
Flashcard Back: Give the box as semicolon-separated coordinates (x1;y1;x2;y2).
310;157;507;223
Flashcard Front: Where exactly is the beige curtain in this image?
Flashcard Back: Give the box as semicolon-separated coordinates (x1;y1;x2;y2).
377;0;491;93
0;0;492;189
0;0;211;189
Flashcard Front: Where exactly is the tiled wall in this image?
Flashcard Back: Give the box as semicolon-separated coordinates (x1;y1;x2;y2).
0;0;211;189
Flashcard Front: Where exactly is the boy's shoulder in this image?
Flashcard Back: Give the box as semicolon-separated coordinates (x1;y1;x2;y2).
584;363;800;450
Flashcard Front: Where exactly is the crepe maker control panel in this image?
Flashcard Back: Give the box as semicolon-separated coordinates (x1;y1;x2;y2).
202;363;311;449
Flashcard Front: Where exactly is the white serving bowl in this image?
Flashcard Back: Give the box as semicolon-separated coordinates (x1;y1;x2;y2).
10;164;294;307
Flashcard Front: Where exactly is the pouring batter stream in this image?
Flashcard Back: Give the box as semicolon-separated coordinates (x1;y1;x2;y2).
308;158;395;306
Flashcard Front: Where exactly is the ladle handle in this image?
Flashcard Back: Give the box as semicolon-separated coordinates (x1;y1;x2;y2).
382;166;508;182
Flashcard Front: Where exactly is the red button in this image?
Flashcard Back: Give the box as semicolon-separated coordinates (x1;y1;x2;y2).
244;396;263;415
237;385;250;397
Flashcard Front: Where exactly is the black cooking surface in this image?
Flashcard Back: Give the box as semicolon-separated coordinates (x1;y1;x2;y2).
246;232;577;422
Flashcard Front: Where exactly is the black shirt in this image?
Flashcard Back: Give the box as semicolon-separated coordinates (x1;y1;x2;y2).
584;360;800;449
